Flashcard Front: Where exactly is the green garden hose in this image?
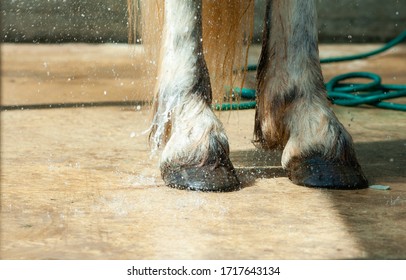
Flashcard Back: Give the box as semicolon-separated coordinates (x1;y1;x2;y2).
216;30;406;111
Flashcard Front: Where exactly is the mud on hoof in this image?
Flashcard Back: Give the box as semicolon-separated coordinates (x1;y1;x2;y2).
161;154;240;192
287;154;368;189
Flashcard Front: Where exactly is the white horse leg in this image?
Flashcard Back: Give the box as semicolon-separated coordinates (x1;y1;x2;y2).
150;0;239;191
254;0;368;188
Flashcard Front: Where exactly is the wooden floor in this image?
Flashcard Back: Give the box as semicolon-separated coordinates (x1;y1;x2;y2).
1;43;405;259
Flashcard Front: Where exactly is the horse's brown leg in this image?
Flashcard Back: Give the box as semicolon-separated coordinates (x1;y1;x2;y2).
150;0;240;191
254;0;368;189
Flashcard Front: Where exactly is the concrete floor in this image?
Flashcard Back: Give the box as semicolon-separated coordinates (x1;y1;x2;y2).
1;43;405;259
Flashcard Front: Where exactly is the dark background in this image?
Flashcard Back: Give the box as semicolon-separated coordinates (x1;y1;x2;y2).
1;0;405;44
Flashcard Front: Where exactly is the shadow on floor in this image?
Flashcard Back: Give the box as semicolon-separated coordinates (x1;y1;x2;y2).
355;139;406;186
331;139;406;259
231;139;406;259
230;149;285;188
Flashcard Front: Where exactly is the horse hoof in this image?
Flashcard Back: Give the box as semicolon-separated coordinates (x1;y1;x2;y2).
161;156;240;192
287;154;368;189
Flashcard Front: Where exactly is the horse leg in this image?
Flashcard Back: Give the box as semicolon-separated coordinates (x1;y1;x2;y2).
150;0;240;191
254;0;368;189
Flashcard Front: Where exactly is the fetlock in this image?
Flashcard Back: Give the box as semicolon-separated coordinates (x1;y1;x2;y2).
154;97;240;191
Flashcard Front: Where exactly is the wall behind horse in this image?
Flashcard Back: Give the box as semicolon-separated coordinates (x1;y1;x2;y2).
1;0;405;43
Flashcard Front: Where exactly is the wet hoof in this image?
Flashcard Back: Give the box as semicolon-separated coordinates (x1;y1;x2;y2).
287;154;368;189
161;155;240;192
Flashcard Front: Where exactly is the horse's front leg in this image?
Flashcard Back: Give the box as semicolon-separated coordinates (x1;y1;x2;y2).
150;0;240;191
255;0;368;188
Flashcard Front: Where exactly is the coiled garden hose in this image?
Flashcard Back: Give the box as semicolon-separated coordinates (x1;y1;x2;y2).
215;30;406;111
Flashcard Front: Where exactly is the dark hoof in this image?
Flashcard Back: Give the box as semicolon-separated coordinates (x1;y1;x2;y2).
161;155;240;192
287;155;368;189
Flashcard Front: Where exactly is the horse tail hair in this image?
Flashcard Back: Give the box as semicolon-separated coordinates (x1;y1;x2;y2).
127;0;255;106
202;0;255;105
